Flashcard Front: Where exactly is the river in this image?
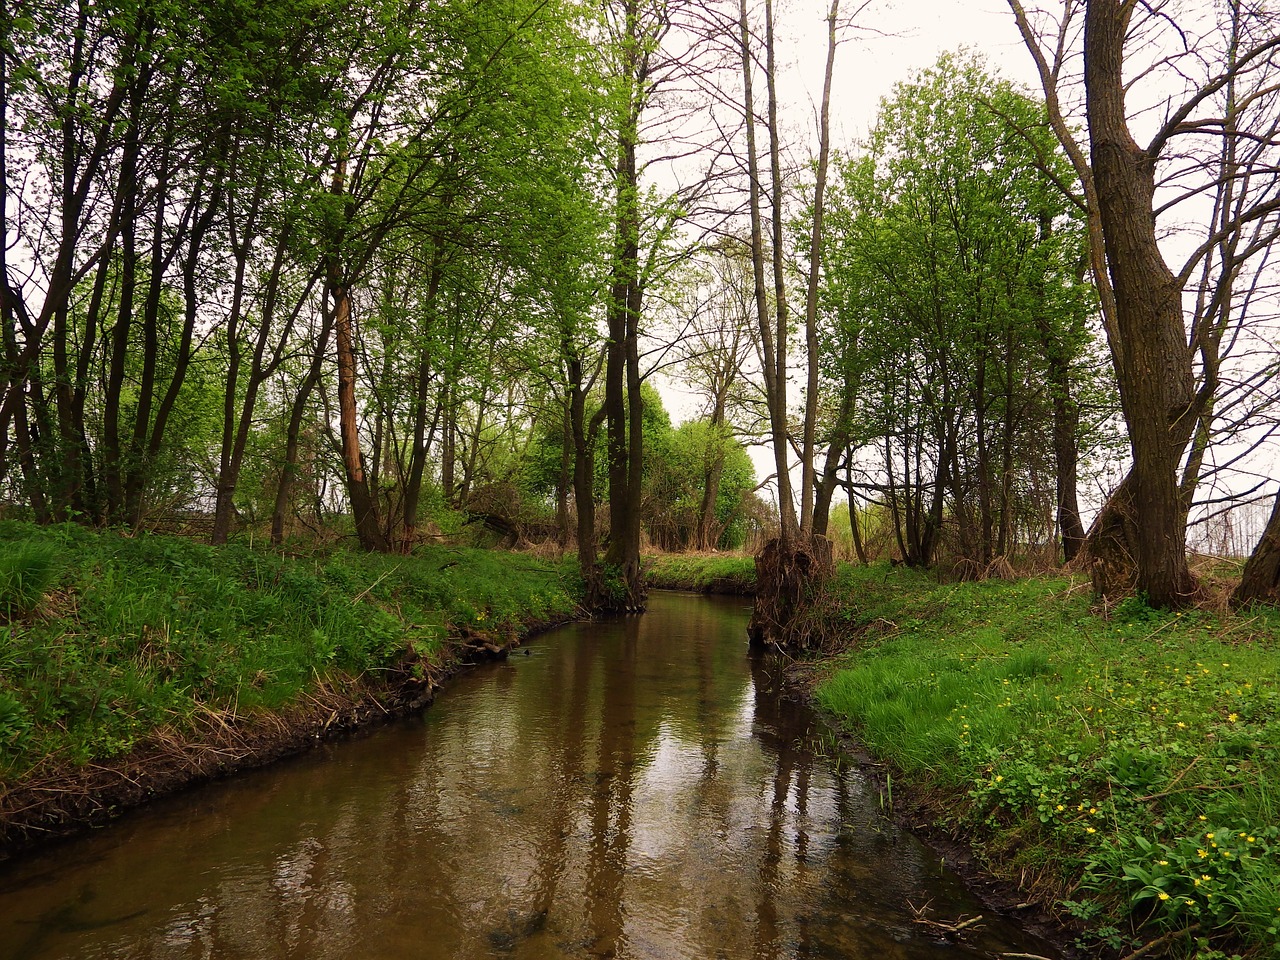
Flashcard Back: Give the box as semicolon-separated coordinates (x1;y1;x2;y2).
0;591;1059;959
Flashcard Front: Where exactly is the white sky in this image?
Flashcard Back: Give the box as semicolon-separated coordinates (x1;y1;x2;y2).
654;0;1280;536
795;0;1040;150
657;0;1044;436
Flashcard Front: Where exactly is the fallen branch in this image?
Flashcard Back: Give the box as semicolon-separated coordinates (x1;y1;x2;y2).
1118;924;1200;960
907;899;985;935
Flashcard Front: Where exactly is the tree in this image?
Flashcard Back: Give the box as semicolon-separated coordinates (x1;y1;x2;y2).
667;240;759;550
821;53;1099;570
1009;0;1280;606
735;0;853;647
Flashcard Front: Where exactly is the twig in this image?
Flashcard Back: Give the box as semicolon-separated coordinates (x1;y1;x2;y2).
1135;781;1248;803
352;564;402;604
908;899;984;935
1118;924;1200;960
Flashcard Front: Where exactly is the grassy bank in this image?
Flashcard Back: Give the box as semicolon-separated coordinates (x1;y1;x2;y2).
644;552;756;594
0;521;581;853
813;562;1280;959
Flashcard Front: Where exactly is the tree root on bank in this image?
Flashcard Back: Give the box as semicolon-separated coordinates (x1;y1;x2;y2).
747;536;834;651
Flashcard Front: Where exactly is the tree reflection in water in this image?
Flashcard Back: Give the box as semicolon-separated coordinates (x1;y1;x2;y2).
0;593;1057;960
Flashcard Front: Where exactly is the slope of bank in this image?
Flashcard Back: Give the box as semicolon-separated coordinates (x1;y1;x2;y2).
0;522;582;859
812;562;1280;959
644;553;756;594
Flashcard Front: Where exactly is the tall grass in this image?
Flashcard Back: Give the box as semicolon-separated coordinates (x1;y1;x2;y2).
645;552;756;593
0;538;62;619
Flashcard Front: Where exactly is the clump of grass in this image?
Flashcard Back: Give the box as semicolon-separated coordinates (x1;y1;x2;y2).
815;567;1280;958
0;539;62;619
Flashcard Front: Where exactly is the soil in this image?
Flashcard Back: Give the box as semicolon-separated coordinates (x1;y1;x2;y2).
0;615;573;864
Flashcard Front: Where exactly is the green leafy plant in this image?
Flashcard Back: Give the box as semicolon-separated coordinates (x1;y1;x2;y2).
815;564;1280;957
0;540;62;619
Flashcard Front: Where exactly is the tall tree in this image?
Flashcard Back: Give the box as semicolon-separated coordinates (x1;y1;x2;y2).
1009;0;1280;606
823;53;1100;570
735;0;852;647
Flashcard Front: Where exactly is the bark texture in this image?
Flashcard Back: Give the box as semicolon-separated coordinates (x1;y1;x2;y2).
1084;2;1196;606
1232;491;1280;607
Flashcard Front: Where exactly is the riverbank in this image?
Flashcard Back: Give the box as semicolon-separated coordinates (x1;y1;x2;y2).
647;551;1280;957
644;552;756;594
808;562;1280;960
0;522;582;859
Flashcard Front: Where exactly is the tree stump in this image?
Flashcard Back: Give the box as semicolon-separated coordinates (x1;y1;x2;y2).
747;535;834;650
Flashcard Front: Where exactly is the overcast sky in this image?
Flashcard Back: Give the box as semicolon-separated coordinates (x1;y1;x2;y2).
786;0;1041;149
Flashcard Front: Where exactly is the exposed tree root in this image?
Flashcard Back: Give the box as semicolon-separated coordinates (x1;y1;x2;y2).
747;536;834;650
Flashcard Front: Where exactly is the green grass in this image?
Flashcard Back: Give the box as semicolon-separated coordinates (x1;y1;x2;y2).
644;552;756;593
0;539;62;619
0;521;581;781
814;564;1280;958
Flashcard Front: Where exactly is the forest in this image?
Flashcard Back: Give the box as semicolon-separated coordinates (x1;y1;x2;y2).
3;2;1280;955
3;0;1280;624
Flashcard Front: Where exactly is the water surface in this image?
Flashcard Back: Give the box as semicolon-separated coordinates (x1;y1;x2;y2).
0;592;1058;959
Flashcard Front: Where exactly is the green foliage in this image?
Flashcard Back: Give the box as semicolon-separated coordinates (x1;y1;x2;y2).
0;523;579;780
645;418;757;551
644;553;756;593
0;536;63;619
821;51;1115;564
815;567;1280;956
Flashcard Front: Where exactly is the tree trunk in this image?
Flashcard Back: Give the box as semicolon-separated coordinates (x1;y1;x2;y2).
798;0;840;537
739;0;844;647
1232;489;1280;607
272;312;334;546
1083;1;1196;606
694;428;726;552
330;272;388;552
399;256;443;551
600;0;647;613
846;450;868;565
556;401;572;548
813;368;856;537
1050;358;1086;563
738;0;797;545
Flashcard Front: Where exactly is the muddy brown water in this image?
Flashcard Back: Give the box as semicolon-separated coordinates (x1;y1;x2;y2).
0;592;1060;960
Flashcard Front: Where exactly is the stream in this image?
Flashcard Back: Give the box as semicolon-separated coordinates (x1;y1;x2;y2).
0;591;1060;959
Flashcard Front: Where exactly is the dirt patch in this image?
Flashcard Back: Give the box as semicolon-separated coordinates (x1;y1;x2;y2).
0;616;574;863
